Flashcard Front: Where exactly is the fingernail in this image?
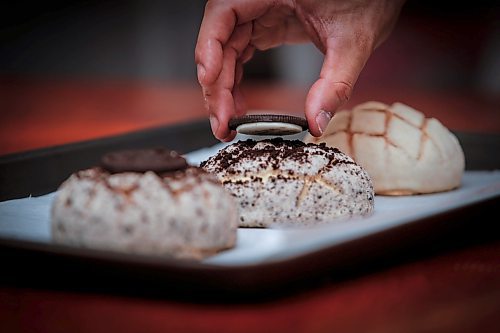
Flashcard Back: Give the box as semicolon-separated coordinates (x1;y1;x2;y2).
197;64;206;84
209;115;219;137
316;110;333;135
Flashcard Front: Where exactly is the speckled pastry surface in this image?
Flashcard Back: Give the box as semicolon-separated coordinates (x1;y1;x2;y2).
51;167;238;260
200;138;374;227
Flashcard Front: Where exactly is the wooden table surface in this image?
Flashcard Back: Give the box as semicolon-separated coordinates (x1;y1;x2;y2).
1;77;499;155
0;77;499;333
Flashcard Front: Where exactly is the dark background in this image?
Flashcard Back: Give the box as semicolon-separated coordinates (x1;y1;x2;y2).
0;0;499;100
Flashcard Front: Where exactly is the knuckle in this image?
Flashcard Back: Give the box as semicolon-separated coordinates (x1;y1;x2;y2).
333;81;353;103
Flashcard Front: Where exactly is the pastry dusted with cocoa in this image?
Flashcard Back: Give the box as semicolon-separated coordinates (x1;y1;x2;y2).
51;148;238;260
200;138;374;227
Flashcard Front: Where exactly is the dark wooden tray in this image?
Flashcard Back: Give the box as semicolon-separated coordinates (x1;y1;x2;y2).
1;121;499;301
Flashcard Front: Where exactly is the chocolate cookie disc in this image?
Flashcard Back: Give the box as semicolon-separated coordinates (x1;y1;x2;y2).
229;114;309;136
101;148;187;173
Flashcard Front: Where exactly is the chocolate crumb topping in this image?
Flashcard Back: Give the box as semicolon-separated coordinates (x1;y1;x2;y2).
200;138;355;173
200;138;374;227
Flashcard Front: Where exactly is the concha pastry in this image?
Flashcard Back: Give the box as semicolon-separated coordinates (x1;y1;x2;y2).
51;148;238;260
304;102;465;195
200;138;374;227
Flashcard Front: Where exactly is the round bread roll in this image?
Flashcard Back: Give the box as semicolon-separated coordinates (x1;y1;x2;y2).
200;138;374;227
51;165;238;260
304;101;465;195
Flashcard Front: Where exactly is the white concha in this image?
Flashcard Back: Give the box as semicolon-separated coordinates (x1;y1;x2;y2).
304;101;465;195
200;139;374;227
51;167;238;259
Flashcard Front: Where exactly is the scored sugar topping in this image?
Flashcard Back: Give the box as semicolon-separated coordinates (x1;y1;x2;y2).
72;166;221;199
200;138;358;177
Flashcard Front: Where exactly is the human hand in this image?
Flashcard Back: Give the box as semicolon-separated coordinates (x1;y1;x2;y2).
195;0;406;141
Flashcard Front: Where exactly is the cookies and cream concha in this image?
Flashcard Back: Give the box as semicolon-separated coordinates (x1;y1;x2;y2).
51;149;238;260
304;102;465;195
201;138;374;227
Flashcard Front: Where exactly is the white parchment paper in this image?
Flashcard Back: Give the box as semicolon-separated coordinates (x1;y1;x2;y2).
1;138;499;266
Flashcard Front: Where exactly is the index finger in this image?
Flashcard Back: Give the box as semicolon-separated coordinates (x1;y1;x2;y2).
195;0;272;86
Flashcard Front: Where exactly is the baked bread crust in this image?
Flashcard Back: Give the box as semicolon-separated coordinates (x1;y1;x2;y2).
201;138;374;227
304;102;465;195
51;167;238;259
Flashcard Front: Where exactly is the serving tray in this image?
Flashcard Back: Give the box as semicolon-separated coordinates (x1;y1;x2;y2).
1;119;499;301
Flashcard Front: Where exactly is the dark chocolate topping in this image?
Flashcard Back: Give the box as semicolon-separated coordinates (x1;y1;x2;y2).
200;138;355;175
228;114;309;131
101;147;188;174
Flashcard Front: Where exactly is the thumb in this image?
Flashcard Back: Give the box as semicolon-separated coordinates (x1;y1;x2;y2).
305;36;371;136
